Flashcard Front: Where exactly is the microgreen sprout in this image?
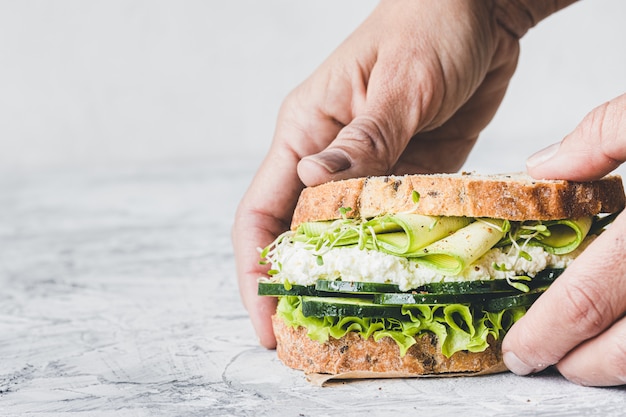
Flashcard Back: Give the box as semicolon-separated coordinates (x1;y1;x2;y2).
267;260;282;276
429;217;440;231
258;246;270;265
339;206;352;219
492;259;532;292
484;219;559;290
258;230;295;271
477;218;510;234
366;224;379;251
412;190;420;204
493;262;509;272
508;280;530;293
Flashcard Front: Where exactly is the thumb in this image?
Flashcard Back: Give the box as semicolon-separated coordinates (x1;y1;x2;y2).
297;112;414;187
526;93;626;181
296;54;432;187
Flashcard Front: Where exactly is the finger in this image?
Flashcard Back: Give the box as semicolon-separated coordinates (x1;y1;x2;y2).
232;199;279;349
297;57;433;186
296;0;467;186
299;5;522;184
232;149;297;348
527;93;626;181
502;211;626;376
233;90;348;347
556;315;626;387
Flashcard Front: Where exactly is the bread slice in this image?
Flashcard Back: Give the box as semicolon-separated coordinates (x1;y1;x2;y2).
274;172;624;379
291;172;626;229
272;315;504;376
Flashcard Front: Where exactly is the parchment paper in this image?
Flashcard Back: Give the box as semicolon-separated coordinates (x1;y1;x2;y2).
306;362;509;386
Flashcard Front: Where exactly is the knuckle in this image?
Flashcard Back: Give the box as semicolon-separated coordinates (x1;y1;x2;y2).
280;88;301;112
559;279;613;338
339;117;394;173
575;99;624;167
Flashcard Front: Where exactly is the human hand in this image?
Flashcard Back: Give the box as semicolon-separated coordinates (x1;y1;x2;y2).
504;92;626;386
233;0;563;348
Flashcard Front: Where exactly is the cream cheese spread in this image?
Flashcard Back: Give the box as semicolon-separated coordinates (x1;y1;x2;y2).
268;237;593;291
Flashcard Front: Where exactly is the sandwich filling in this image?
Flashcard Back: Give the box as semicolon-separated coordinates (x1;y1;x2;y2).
259;211;614;358
263;212;594;290
268;234;588;292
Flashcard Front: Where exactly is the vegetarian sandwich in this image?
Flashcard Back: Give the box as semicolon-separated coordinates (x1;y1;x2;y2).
258;173;625;378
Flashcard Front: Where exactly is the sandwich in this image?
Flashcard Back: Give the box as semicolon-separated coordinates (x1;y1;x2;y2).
257;172;625;378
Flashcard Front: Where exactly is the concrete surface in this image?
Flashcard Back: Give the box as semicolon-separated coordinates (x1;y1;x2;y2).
1;159;625;417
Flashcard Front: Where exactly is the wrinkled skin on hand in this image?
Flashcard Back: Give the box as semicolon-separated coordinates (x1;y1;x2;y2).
504;93;626;387
232;0;520;349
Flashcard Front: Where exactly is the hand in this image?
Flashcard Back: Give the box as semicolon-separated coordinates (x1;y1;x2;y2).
504;92;626;386
232;0;524;348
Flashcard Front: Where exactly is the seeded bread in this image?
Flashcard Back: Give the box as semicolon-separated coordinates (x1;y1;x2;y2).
291;172;626;229
276;172;624;379
272;315;505;376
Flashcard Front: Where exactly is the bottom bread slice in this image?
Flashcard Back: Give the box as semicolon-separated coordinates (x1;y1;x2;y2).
272;315;505;375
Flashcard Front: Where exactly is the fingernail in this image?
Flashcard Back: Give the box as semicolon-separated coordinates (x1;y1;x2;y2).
526;142;561;168
305;149;351;173
503;351;536;376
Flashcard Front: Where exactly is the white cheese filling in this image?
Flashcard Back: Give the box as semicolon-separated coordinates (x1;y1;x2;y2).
268;237;594;291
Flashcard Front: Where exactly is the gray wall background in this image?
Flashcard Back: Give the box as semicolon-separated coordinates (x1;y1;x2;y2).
1;1;625;174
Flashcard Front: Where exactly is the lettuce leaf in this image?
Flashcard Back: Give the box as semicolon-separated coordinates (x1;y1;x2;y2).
276;296;526;358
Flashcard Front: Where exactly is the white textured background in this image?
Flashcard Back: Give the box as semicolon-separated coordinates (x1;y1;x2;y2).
2;3;626;414
0;0;625;174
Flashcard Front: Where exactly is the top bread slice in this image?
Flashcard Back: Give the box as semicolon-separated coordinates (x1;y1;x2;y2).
291;172;626;229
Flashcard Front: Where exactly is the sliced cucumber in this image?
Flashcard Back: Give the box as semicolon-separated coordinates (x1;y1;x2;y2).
315;280;401;294
416;269;564;294
531;268;564;284
419;280;515;295
316;278;524;296
257;282;320;297
259;268;561;314
301;296;404;319
373;291;492;305
482;286;549;312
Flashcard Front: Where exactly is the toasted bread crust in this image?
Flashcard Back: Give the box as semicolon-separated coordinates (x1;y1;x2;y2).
291;173;626;229
272;315;504;375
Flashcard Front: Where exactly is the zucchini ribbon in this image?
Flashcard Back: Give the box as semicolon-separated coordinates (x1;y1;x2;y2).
291;214;593;276
528;217;592;255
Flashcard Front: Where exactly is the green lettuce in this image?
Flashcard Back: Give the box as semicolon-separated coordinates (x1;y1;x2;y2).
276;296;526;358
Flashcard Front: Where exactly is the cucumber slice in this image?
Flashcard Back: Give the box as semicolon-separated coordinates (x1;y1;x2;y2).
373;292;492;305
419;280;514;295
301;296;404;319
418;269;564;294
531;268;564;284
258;282;320;297
483;286;549;312
315;280;401;294
260;268;561;300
